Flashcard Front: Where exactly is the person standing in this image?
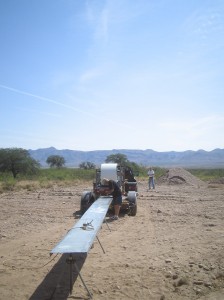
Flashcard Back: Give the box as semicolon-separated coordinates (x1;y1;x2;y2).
147;167;155;190
102;178;122;220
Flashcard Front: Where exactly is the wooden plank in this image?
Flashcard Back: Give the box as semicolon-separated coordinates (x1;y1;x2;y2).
50;197;112;254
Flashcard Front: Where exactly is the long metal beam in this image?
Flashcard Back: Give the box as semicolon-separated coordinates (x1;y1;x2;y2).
50;196;112;254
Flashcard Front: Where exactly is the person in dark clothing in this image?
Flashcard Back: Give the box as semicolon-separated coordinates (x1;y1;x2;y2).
102;178;122;220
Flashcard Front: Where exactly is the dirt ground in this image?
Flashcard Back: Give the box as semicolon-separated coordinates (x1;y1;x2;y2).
0;170;224;300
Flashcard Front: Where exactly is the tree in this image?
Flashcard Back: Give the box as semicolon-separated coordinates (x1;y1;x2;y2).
105;153;129;166
105;153;144;176
46;155;65;168
0;148;40;178
79;161;96;169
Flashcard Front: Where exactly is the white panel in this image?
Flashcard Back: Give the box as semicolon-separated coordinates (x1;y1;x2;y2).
100;163;118;182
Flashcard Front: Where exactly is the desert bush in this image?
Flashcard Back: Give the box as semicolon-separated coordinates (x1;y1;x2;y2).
37;168;95;181
0;168;95;192
0;178;16;192
1;167;223;192
187;169;224;181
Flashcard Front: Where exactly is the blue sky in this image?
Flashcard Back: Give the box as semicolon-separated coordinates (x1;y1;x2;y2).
0;0;224;151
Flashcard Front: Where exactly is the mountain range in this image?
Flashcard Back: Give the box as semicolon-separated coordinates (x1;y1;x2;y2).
28;147;224;168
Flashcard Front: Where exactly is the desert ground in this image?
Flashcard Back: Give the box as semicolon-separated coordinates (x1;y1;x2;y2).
0;169;224;300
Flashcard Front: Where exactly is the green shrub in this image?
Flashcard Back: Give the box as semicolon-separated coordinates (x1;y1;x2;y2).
187;169;224;181
1;178;16;191
1;167;223;192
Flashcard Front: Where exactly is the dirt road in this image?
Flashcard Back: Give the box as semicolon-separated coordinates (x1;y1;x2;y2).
0;178;223;300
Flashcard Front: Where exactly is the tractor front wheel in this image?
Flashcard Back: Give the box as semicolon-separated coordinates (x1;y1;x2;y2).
80;191;95;215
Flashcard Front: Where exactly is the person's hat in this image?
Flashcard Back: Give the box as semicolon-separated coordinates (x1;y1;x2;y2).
101;178;109;185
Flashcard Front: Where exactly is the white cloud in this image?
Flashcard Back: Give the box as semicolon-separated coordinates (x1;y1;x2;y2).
85;1;109;43
79;67;104;82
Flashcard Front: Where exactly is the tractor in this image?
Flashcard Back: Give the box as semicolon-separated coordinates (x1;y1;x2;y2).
80;163;138;216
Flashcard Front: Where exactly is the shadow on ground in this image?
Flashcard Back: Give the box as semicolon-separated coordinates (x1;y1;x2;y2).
29;253;89;300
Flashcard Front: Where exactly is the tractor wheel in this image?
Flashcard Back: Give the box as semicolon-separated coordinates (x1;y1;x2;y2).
129;204;137;216
80;191;95;215
127;191;137;216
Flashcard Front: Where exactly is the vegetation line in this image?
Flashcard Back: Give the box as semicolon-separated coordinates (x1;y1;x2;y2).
0;148;223;193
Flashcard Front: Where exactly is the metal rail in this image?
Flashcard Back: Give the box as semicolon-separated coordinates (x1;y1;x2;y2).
50;196;112;296
51;196;112;254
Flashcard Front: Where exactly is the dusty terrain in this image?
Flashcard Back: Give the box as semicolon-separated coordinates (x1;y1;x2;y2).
0;169;224;300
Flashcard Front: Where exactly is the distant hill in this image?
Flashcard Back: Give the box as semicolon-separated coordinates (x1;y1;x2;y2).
28;147;224;168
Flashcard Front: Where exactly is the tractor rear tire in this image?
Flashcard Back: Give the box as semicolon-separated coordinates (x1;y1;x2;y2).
127;191;137;216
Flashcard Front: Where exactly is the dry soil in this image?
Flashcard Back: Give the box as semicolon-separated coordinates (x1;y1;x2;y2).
0;169;224;300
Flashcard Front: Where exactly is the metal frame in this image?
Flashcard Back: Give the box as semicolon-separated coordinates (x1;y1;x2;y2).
51;197;112;296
